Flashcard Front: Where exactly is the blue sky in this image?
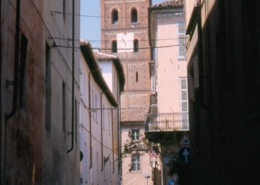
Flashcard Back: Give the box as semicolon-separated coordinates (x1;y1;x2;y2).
80;0;164;48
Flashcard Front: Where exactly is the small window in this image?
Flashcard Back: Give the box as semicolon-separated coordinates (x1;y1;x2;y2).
45;42;51;131
133;39;139;52
136;72;138;82
132;130;139;141
131;8;138;23
132;154;140;171
112;9;118;24
112;40;117;53
63;0;66;21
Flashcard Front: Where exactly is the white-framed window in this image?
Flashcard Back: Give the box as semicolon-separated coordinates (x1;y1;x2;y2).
180;78;189;129
178;22;186;59
102;104;105;130
132;130;139;141
95;94;97;122
132;154;140;171
108;111;111;135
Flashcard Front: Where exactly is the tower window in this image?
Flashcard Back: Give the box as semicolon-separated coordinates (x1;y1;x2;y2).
131;8;138;23
112;9;118;24
134;39;139;52
136;71;138;82
112;40;117;53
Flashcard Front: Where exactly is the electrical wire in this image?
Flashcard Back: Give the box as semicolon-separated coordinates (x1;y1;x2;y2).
50;37;186;42
55;44;185;50
51;11;150;19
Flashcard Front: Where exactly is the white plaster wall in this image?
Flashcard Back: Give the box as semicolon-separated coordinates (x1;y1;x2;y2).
80;53;121;185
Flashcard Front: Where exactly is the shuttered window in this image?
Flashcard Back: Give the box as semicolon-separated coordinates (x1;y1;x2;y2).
178;23;186;59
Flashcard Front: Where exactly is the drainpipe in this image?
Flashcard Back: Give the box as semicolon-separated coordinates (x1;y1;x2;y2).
4;0;21;181
197;0;209;109
0;0;2;182
100;91;104;171
111;109;114;173
67;0;75;153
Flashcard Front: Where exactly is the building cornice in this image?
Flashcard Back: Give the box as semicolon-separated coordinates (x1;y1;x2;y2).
80;41;119;107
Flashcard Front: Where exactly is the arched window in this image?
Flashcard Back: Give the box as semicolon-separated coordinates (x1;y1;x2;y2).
112;40;117;53
134;39;139;52
131;8;138;23
112;9;118;24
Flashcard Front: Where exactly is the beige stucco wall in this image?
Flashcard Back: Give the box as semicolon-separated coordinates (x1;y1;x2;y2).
155;14;187;113
121;128;155;185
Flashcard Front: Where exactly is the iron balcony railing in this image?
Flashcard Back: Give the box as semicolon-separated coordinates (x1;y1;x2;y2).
144;112;189;132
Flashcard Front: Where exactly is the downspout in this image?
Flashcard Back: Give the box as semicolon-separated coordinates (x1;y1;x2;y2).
4;0;21;181
100;91;104;171
88;71;92;169
197;0;209;109
111;109;114;173
67;0;75;153
0;0;2;182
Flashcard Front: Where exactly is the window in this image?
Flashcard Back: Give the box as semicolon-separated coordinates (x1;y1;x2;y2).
95;94;97;121
112;40;117;53
133;39;139;52
62;82;66;132
131;8;138;23
180;78;189;129
108;110;111;135
132;130;139;141
45;43;51;131
63;0;66;21
75;99;78;146
178;22;186;59
132;154;140;171
102;104;105;130
112;9;118;24
92;89;94;120
20;34;28;110
136;72;138;82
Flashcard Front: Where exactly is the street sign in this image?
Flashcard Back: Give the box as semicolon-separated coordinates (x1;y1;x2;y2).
178;147;190;164
178;132;190;147
148;148;157;158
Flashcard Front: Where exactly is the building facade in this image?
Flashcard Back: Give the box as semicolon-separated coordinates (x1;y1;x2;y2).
100;0;154;184
185;0;260;184
80;41;125;185
146;1;189;184
1;0;80;184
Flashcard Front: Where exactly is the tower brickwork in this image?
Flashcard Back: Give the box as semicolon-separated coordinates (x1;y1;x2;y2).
100;0;151;122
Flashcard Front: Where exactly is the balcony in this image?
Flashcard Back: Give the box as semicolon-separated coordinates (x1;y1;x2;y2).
144;113;189;132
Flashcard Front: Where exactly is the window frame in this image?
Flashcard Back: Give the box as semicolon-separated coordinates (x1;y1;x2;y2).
132;130;139;141
178;22;186;59
131;154;140;171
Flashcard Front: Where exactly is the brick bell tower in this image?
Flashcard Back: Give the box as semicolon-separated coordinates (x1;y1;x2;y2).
100;0;152;124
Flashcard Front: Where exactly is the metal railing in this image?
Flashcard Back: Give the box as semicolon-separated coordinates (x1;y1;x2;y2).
144;112;189;132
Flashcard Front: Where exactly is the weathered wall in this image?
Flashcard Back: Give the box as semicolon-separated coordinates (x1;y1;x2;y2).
1;0;81;184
